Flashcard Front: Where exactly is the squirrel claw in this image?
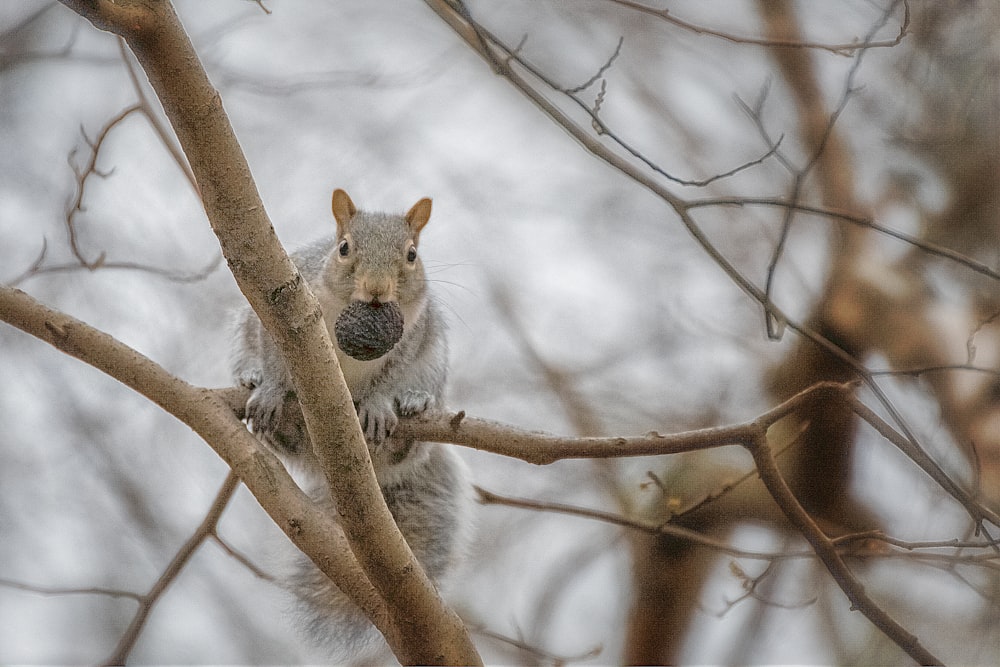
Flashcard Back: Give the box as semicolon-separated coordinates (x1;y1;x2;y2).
245;383;285;436
396;390;433;417
237;369;263;389
358;397;397;445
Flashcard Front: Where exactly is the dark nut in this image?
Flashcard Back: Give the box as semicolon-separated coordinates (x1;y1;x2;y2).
334;300;404;361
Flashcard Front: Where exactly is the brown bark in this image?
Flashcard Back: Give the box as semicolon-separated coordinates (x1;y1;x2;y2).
54;1;479;663
0;286;389;637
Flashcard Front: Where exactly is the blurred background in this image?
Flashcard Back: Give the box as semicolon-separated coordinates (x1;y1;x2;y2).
1;0;998;663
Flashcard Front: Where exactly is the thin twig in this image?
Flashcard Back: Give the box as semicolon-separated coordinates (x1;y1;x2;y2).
471;625;602;666
118;38;200;197
66;104;142;268
465;16;782;187
10;248;222;287
564;36;623;94
604;0;910;56
102;471;241;666
210;535;275;582
0;577;142;602
685;196;1000;283
475;485;1000;570
761;0;903;338
669;417;811;520
429;1;994;543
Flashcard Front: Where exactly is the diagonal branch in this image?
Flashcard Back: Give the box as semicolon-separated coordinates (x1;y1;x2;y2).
685;196;1000;284
55;2;478;664
103;471;241;666
443;2;779;188
6;284;995;664
0;284;391;641
745;423;942;665
476;486;1000;570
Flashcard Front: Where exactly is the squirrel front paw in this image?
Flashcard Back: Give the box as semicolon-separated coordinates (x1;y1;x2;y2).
358;395;398;445
358;390;435;444
245;382;290;436
245;382;310;455
236;369;263;390
396;389;434;417
358;389;434;445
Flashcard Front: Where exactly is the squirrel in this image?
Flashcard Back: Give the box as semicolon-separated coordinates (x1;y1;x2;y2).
231;189;472;659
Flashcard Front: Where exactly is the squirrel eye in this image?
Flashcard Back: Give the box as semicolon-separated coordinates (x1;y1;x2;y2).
406;245;417;263
338;239;350;257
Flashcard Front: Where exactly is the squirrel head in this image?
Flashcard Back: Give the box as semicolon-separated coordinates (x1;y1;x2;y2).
328;189;432;305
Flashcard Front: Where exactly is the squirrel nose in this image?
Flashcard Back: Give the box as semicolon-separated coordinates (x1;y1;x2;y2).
358;275;394;303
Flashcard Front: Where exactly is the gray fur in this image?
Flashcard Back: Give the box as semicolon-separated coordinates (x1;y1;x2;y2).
230;192;471;658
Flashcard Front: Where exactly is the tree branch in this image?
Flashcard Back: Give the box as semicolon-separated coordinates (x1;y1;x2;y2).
475;486;1000;571
745;423;942;665
0;285;390;640
102;471;241;666
6;283;989;665
423;0;994;532
603;0;910;56
54;1;478;663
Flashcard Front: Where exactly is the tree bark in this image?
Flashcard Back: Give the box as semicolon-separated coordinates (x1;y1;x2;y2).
54;1;480;663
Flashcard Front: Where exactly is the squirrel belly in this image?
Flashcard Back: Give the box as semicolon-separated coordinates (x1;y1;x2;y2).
230;189;472;659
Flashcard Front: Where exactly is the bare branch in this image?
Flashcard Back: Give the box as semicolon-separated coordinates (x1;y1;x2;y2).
0;578;142;602
668;418;811;520
604;0;910;56
9;67;216;286
745;423;942;665
563;36;623;94
6;281;995;665
66;103;142;268
103;471;241;666
476;486;794;561
210;535;275;582
472;625;602;666
720;560;817;613
442;5;780;187
0;285;391;648
476;487;1000;569
10;244;222;287
758;0;904;338
426;2;1000;563
117;37;199;197
685;196;1000;284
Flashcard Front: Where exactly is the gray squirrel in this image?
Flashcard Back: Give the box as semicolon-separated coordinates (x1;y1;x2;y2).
231;189;472;659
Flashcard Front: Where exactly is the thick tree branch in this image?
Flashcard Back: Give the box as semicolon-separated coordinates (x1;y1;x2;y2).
4;283;982;665
218;380;995;529
54;1;478;664
215;382;828;464
0;285;389;639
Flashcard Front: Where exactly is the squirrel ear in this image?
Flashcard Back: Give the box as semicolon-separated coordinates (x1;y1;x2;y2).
331;189;357;235
405;197;432;236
